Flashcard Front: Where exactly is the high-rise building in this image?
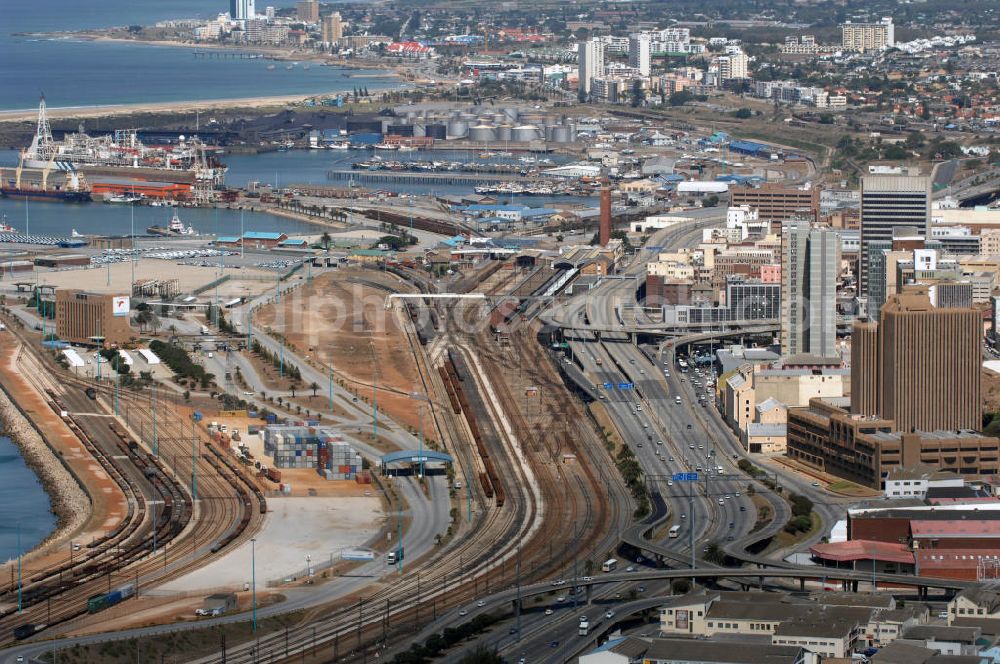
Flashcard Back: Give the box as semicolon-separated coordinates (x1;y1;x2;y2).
296;0;319;22
264;5;275;20
780;221;840;359
860;174;930;298
321;11;343;43
841;17;895;52
716;51;748;80
578;38;605;98
230;0;255;20
628;34;651;77
850;291;981;433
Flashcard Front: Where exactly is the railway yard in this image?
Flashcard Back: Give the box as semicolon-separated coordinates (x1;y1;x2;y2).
0;207;983;664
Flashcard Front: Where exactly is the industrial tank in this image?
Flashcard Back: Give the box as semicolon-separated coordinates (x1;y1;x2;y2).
447;120;470;139
503;107;520;122
552;126;573;143
425;124;448;139
469;124;497;142
513;124;540;142
497;125;513;142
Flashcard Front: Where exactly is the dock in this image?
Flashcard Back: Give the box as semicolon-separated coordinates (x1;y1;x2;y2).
326;170;534;186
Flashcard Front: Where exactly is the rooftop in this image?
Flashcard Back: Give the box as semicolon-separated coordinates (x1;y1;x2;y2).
809;540;915;565
910;519;1000;538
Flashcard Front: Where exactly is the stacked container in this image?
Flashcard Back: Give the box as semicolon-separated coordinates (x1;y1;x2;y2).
262;425;362;478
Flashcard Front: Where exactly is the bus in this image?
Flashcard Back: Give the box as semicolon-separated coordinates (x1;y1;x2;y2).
668;525;681;538
601;558;618;573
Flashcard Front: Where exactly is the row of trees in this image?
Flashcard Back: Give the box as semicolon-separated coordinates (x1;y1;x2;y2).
249;339;303;383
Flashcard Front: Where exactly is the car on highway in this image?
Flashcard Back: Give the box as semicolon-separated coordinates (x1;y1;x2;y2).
556;595;566;602
680;513;686;519
550;641;559;648
669;456;674;461
812;481;821;487
605;610;615;619
626;566;635;572
544;609;554;616
698;444;704;450
688;444;695;449
636;405;642;411
657;440;663;445
638;586;646;593
459;609;468;616
718;498;725;505
583;576;593;581
477;600;486;607
551;579;566;586
687;424;692;430
740;506;746;512
667;480;673;486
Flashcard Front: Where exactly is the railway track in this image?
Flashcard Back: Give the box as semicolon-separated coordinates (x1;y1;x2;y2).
0;336;263;644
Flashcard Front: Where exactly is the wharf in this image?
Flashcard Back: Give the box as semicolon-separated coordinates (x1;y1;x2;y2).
327;170;533;186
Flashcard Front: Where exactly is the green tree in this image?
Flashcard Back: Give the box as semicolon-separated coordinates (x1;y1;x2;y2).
310;381;319;398
733;107;752;119
669;90;694;106
704;542;726;565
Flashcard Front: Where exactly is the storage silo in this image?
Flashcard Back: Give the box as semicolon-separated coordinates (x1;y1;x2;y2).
425;124;448;140
497;125;513;142
447;120;469;139
469;124;497;142
503;107;519;122
513;125;539;142
552;126;572;143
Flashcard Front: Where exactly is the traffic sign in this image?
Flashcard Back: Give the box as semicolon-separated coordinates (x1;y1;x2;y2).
672;472;699;482
603;382;614;390
618;382;634;390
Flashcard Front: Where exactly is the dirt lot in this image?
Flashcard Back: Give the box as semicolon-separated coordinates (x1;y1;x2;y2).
254;270;425;432
983;368;1000;413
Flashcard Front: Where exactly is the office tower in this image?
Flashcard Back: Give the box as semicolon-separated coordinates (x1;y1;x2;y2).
850;291;981;432
322;12;343;43
841;17;894;52
599;186;612;246
230;0;255;20
578;38;605;98
296;0;319;22
628;34;651;77
265;5;275;20
860;174;930;298
780;221;840;358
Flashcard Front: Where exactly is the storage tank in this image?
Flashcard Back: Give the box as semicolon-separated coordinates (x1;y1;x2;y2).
552;126;573;143
544;125;556;141
513;124;539;142
503;107;519;122
425;124;448;140
447;120;469;139
412;124;426;138
469;124;497;142
497;125;513;142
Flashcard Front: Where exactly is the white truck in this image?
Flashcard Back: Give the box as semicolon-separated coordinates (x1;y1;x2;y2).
578;616;590;636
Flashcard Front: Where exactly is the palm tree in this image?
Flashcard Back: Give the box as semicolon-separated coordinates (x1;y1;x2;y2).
310;381;319;398
704;542;726;565
320;232;332;252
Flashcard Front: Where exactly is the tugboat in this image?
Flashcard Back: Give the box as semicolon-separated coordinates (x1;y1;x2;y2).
146;209;197;236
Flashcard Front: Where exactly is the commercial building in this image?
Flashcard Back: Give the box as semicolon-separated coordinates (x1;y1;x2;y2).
578;38;605;97
295;0;319;22
55;290;134;346
579;635;806;664
780;220;840;359
787;397;999;489
321;12;343;43
730;183;820;222
860;174;930;298
841;17;895;52
851;291;981;433
229;0;255;20
628;33;651;77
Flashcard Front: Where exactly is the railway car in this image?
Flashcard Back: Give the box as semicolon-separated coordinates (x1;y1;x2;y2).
86;583;134;614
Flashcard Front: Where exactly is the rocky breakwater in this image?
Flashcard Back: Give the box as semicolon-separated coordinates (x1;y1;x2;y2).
0;375;90;560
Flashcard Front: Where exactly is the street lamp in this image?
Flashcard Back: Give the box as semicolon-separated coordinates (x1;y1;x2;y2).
251;538;257;632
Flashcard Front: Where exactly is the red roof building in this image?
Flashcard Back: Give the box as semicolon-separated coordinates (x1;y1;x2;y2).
387;41;434;58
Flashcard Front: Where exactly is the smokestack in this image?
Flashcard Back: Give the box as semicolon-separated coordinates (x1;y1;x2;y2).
599;185;611;247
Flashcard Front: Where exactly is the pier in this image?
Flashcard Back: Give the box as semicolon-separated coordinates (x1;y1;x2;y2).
326;170;533;186
192;51;267;59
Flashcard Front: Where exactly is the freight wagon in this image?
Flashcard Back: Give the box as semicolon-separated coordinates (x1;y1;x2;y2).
87;583;135;614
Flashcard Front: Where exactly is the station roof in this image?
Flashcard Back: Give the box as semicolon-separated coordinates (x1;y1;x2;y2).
809;540;915;565
243;231;287;240
381;450;454;465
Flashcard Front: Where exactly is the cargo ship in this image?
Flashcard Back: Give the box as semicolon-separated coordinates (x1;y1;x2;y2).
0;180;92;202
17;96;227;202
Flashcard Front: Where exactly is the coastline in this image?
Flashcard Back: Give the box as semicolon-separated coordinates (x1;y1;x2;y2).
0;352;89;561
0;81;405;123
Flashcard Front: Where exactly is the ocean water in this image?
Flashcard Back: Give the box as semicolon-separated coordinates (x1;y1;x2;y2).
0;0;390;111
0;436;57;563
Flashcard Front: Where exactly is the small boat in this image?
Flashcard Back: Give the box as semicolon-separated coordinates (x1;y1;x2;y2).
285;64;294;70
267;64;276;70
397;145;418;152
373;143;399;151
0;215;16;233
328;141;350;150
302;64;310;70
71;228;84;238
103;192;143;204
